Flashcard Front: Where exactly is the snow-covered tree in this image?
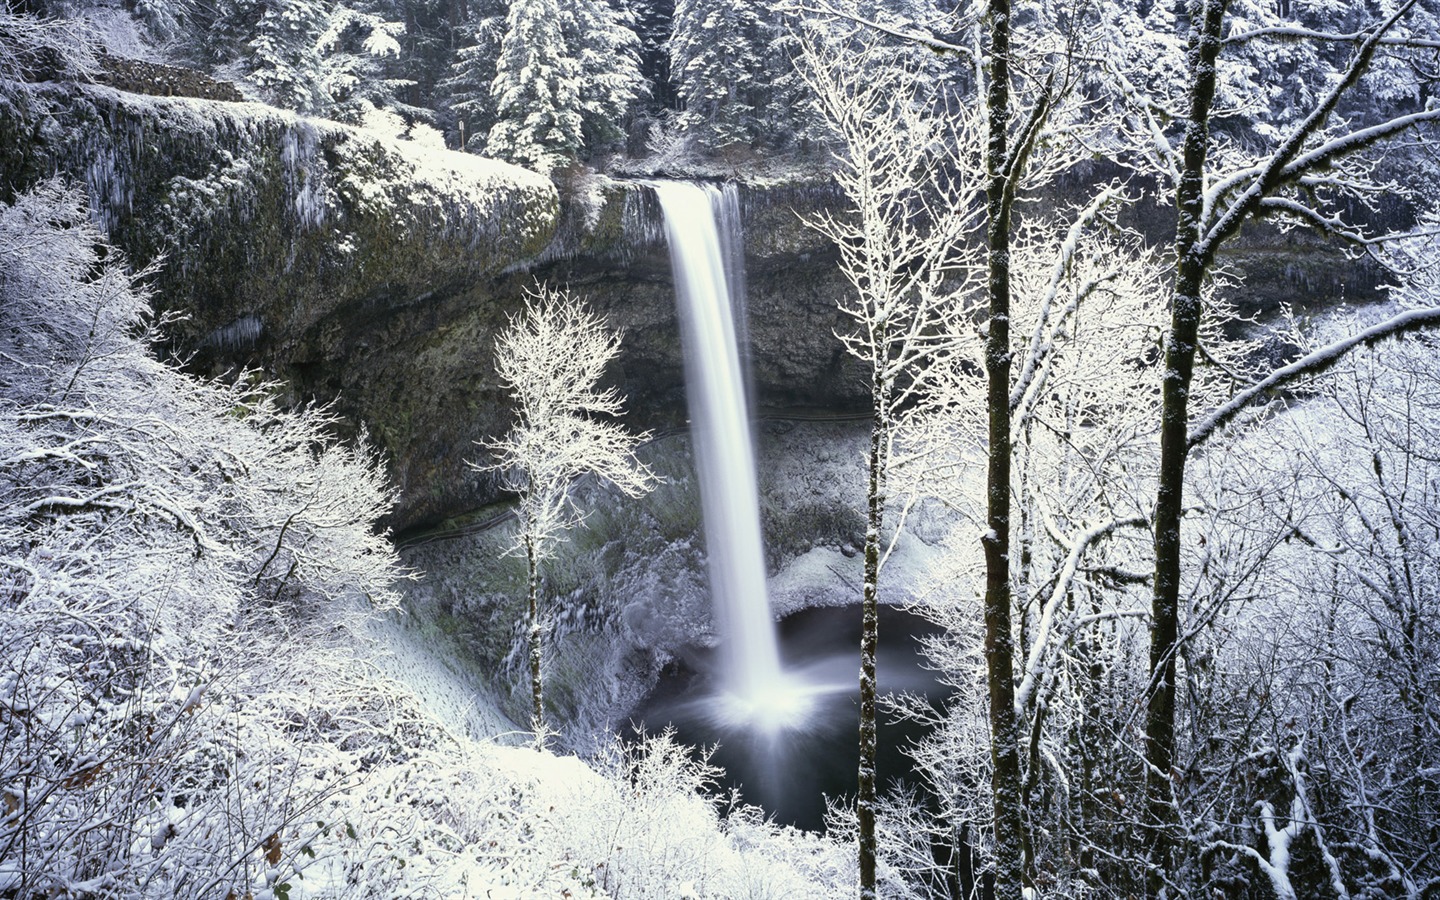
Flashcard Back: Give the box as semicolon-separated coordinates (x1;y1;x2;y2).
0;180;411;896
486;0;642;173
1123;3;1440;887
568;0;646;151
185;0;404;117
438;2;506;151
1270;333;1440;898
1118;308;1440;898
797;31;979;899
632;0;677;112
242;0;333;111
484;0;580;172
473;284;656;745
669;0;772;150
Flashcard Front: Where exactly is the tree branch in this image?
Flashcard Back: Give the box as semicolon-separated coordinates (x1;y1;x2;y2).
1189;305;1440;450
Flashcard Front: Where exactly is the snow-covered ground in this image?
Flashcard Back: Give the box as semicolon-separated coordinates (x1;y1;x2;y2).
0;181;853;899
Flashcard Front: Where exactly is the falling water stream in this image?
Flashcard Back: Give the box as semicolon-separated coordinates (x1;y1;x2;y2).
651;181;795;721
641;181;951;832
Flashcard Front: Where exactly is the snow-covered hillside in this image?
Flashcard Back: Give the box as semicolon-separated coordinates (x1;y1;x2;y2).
0;184;850;898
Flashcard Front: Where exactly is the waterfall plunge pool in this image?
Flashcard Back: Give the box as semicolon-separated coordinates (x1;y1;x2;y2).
627;603;952;832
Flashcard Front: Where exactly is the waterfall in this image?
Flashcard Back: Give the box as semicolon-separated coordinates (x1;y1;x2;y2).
712;185;752;401
651;181;783;711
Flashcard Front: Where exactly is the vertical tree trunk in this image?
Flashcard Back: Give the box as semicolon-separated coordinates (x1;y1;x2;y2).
1146;0;1228;890
982;0;1030;895
858;371;885;900
527;535;546;747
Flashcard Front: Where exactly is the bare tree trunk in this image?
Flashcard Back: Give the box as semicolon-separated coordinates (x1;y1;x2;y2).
526;535;546;747
1145;3;1227;890
982;0;1030;895
859;371;885;900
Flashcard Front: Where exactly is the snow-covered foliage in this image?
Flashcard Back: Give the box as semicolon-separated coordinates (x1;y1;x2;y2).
0;181;405;895
309;729;849;898
484;0;583;175
0;183;850;898
0;11;101;85
1136;321;1440;899
668;0;772;151
196;0;410;120
480;285;658;561
668;0;825;154
1103;0;1440;234
485;0;643;174
795;29;989;899
439;4;507;153
473;285;657;741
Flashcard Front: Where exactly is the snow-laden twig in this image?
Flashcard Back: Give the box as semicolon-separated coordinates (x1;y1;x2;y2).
1189;305;1440;451
1013;515;1146;716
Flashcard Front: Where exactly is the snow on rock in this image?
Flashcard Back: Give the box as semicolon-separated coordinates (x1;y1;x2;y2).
0;78;558;338
25;80;557;252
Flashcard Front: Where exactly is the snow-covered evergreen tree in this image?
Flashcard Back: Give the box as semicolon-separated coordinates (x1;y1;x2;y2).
567;0;645;152
486;0;581;172
669;0;769;150
486;0;642;173
314;5;407;121
246;0;332;112
631;0;677;111
439;3;506;151
189;0;405;117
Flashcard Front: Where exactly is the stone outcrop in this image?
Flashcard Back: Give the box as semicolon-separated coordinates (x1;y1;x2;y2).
94;55;245;102
0;79;560;528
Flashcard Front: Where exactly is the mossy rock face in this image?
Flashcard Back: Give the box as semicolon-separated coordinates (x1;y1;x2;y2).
0;80;559;527
532;178;869;428
2;81;1385;533
1215;220;1388;321
0;86;868;527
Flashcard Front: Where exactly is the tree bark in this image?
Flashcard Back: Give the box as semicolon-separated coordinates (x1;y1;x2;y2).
1145;1;1228;891
982;0;1030;895
526;534;546;747
858;369;885;900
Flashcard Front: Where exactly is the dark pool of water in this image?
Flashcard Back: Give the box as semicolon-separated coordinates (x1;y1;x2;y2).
627;604;950;832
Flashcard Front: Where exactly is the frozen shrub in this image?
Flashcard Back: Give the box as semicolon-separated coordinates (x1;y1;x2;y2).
0;181;406;897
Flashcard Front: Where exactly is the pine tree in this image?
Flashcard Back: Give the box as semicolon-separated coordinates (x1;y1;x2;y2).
486;0;582;172
632;0;677;112
439;3;506;151
196;0;405;118
247;0;331;113
566;0;645;153
486;0;641;173
669;0;769;150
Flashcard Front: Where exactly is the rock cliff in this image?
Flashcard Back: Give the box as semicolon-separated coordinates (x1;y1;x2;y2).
1;80;870;529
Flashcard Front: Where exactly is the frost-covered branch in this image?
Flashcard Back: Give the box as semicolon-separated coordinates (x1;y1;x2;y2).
1223;24;1440;50
792;1;971;57
1189;305;1440;450
1197;0;1432;258
1013;515;1147;715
